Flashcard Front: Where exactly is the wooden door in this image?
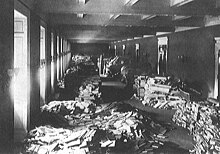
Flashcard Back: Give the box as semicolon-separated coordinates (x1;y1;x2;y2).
14;15;28;142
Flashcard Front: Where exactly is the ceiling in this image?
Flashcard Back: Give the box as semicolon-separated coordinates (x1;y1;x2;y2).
34;0;220;43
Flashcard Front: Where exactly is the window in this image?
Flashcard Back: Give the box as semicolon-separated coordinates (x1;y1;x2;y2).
57;36;60;81
40;26;46;106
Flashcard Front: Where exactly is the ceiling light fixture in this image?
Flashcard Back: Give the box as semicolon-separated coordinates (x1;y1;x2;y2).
110;14;120;20
172;15;191;20
124;0;139;6
134;37;142;39
175;26;199;32
156;32;172;36
170;0;194;7
109;14;114;19
141;15;156;20
78;0;86;5
77;13;84;18
143;35;154;38
113;15;120;20
172;16;191;20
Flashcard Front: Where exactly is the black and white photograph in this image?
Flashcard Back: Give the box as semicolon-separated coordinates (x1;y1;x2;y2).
0;0;220;153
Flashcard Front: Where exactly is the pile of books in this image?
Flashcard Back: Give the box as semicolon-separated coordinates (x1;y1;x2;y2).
134;75;185;109
41;100;97;116
24;102;169;154
173;98;220;153
77;76;101;102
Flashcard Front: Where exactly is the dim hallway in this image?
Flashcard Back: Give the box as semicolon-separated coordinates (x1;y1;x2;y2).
1;0;220;154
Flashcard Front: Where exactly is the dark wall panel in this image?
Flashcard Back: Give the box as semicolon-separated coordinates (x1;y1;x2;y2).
111;37;158;74
30;12;40;129
168;26;220;98
112;25;220;98
0;0;14;151
139;37;158;73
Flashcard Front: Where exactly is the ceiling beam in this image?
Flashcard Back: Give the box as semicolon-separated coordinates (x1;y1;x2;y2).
69;38;116;41
49;14;115;26
63;31;156;39
49;14;173;27
57;25;173;32
37;0;214;16
69;38;112;43
172;16;205;27
58;25;174;38
51;13;201;28
61;26;175;41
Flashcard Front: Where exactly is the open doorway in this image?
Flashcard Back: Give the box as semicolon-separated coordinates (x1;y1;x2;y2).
14;9;29;142
57;36;60;81
114;45;117;56
60;38;63;78
135;43;140;65
122;45;126;56
51;33;55;93
214;37;220;99
158;37;168;75
40;26;46;106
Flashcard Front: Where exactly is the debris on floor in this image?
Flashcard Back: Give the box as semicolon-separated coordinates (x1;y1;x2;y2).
41;100;97;117
77;75;101;102
134;75;186;110
36;75;102;128
26;68;213;154
24;102;171;154
172;97;220;154
71;54;91;65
